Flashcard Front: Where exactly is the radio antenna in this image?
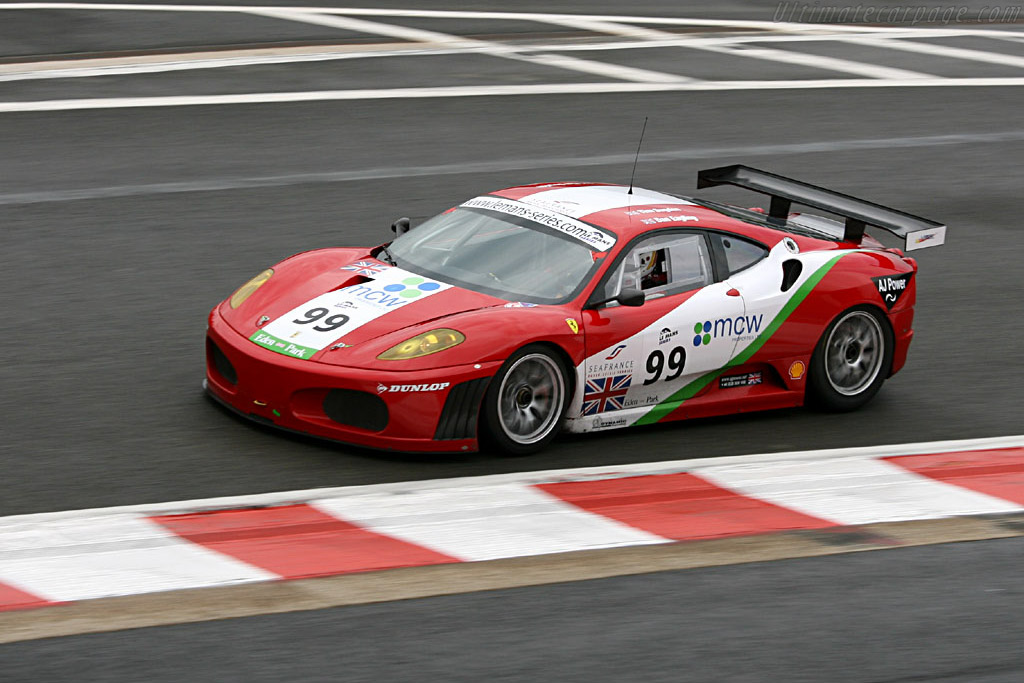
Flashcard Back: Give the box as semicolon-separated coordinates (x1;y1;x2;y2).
627;116;648;195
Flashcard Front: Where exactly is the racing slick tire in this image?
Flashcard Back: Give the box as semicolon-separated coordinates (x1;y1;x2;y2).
807;305;894;412
483;344;570;456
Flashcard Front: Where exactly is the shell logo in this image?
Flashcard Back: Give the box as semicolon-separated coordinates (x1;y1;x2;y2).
788;360;806;380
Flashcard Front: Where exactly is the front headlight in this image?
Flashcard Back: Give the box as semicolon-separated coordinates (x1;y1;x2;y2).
377;329;465;360
229;268;274;309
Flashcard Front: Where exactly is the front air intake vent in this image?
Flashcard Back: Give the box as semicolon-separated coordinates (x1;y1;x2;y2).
207;338;238;385
323;390;389;432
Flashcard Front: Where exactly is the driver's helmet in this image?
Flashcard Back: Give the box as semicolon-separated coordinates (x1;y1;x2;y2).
637;250;657;276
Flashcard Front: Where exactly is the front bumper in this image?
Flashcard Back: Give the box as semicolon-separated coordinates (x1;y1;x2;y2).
205;310;499;453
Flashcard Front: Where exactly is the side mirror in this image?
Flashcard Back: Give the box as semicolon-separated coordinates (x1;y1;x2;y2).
588;287;645;309
391;217;411;236
616;288;646;307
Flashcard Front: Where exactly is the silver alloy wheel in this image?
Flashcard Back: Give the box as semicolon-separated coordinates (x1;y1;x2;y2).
496;353;565;445
824;310;885;396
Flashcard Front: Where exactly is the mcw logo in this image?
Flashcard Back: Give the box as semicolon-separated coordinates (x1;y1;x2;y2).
693;314;764;346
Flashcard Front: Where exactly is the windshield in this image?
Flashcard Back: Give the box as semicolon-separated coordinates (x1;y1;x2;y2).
387;202;611;304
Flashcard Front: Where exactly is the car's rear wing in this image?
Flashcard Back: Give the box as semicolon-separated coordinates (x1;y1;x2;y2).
696;164;946;251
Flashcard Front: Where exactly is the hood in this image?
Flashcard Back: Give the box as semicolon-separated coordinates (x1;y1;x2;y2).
228;256;503;362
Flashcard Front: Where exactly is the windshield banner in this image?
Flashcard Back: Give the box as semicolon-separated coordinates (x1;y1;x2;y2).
463;196;617;251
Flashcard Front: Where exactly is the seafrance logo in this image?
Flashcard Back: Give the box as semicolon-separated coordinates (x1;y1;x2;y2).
872;273;913;311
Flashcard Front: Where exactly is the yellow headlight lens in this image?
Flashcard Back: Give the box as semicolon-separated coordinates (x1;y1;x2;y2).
229;268;274;309
377;329;465;360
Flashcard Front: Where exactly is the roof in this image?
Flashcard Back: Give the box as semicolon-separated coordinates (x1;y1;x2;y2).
490;181;839;249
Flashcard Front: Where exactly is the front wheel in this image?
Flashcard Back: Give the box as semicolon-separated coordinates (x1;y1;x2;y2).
807;306;893;412
483;345;569;456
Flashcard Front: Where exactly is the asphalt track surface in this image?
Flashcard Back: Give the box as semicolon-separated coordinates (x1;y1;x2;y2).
1;2;1023;680
4;538;1024;682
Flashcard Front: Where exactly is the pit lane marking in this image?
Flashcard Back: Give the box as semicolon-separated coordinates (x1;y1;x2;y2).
685;44;932;79
2;77;1024;114
248;7;690;83
842;35;1024;69
1;4;1021;39
0;4;1019;90
0;29;1014;83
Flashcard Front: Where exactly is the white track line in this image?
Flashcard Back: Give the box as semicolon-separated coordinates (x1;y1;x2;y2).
250;8;689;83
3;77;1024;113
687;44;932;79
535;16;678;41
4;31;1015;84
844;36;1024;69
4;130;1023;206
0;31;1007;83
991;33;1024;44
249;8;487;46
527;16;932;80
0;46;441;83
514;52;688;83
2;4;1023;39
3;436;1022;524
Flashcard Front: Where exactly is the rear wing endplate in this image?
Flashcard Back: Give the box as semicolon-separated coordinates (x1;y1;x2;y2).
696;165;946;251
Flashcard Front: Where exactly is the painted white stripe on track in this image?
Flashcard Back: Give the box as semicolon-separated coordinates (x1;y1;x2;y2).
510;52;689;83
4;436;1022;525
533;17;677;41
2;77;1024;114
844;36;1024;69
5;30;1017;84
249;8;484;46
1;4;1021;39
690;44;932;79
0;515;276;602
251;8;688;83
696;457;1023;526
312;484;667;562
500;30;1024;54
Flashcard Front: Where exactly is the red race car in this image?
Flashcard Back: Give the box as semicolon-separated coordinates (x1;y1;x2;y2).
205;165;945;455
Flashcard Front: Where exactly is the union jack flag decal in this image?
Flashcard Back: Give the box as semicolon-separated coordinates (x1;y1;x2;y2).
340;260;388;276
582;374;632;416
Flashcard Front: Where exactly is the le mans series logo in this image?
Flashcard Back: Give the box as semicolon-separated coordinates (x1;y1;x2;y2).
872;272;913;311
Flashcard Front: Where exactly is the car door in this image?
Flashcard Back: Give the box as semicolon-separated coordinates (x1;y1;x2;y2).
713;233;800;361
576;230;745;429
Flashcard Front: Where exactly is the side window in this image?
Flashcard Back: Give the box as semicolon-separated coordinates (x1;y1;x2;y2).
713;233;768;275
599;233;712;303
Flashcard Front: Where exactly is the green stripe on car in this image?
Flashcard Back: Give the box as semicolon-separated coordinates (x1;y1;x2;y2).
633;253;845;426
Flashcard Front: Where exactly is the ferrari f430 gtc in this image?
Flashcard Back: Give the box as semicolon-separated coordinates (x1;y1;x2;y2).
205;165;945;454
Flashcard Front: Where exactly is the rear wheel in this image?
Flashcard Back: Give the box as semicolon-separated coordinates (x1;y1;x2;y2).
483;345;569;456
807;306;893;412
